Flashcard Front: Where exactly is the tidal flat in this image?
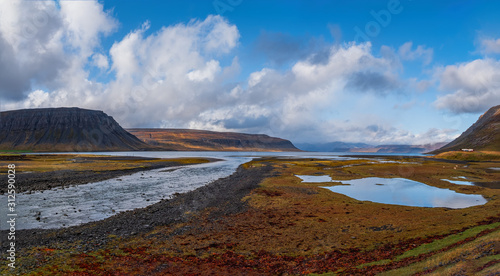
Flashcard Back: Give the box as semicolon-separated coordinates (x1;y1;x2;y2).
1;153;499;275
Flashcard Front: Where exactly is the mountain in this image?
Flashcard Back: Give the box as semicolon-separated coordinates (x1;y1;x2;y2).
295;142;373;152
0;107;152;152
295;142;447;153
127;128;301;152
431;105;500;153
356;143;448;153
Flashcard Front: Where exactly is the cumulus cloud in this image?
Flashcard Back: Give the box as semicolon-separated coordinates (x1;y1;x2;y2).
254;31;330;66
299;117;457;145
398;42;433;65
59;0;117;55
91;53;109;70
434;59;500;113
345;71;401;95
0;1;456;145
0;0;115;100
478;37;500;54
0;1;66;99
187;60;221;82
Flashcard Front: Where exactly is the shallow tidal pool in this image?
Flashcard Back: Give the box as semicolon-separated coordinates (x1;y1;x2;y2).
313;177;487;208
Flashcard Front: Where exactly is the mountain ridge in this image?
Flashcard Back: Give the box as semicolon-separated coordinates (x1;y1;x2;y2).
0;107;153;152
0;107;300;152
431;105;500;153
296;142;447;153
127;128;301;152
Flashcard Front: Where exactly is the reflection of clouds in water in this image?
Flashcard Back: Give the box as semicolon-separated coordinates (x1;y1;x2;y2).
323;177;486;208
432;196;485;209
295;175;333;183
441;179;474;186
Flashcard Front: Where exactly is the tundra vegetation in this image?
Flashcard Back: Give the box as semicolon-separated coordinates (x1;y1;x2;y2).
1;152;499;275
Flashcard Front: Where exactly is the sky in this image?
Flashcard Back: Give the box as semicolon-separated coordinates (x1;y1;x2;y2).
0;0;499;145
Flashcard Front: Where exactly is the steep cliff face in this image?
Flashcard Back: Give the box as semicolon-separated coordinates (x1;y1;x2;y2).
127;128;301;152
432;105;500;153
0;108;152;151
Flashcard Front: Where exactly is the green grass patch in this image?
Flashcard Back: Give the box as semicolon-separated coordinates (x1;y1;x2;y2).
356;258;392;269
395;222;500;261
337;222;500;275
432;254;500;275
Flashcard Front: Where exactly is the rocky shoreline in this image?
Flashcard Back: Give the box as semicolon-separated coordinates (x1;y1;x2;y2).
2;163;273;253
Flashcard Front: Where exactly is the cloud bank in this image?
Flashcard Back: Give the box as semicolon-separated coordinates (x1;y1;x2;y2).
435;59;500;113
0;0;496;145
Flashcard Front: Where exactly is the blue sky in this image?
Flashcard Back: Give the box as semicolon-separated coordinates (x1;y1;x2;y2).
1;0;500;145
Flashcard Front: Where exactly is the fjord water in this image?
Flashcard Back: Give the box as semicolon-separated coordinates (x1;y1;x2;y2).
1;151;358;230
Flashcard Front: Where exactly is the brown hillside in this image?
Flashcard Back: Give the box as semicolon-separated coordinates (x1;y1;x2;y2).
127;128;300;152
432;105;500;153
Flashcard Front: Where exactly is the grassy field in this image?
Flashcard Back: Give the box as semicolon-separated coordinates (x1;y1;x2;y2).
2;154;499;275
434;150;500;161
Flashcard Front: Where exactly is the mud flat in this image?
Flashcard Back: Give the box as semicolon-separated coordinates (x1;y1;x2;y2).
2;155;499;275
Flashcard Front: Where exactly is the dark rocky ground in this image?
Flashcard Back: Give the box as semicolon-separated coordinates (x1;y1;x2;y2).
1;164;274;253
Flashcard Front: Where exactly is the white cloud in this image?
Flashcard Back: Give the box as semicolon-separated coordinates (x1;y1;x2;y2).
91;53;109;70
478;37;500;54
200;15;239;53
398;42;433;65
187;60;221;82
24;90;50;108
434;59;500;113
0;1;65;99
60;0;117;55
0;0;116;100
0;2;459;145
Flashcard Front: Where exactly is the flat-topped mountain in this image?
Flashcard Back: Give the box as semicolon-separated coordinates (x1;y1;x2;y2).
0;107;152;152
127;128;301;152
432;105;500;153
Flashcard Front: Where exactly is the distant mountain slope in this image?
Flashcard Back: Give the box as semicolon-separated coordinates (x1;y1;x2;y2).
0;108;152;152
296;142;447;153
295;142;373;152
432;105;500;153
127;128;301;152
353;143;448;153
